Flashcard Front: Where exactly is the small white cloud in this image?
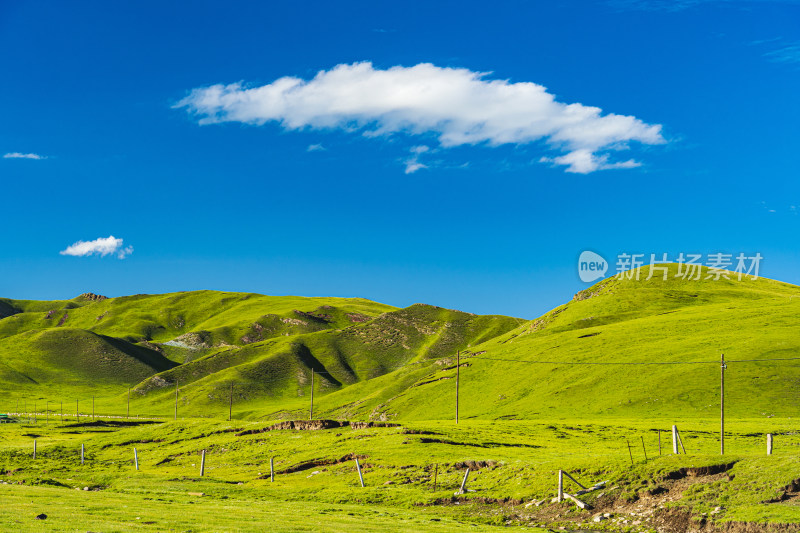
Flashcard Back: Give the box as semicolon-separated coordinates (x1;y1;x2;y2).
404;145;431;174
4;152;46;160
404;161;428;174
60;235;134;259
306;143;326;152
540;149;641;174
176;62;665;174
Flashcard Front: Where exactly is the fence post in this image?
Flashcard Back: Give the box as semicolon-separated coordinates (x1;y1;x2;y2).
672;425;679;454
81;443;85;465
134;448;139;471
658;429;662;455
200;449;206;477
33;439;36;459
641;436;648;462
433;463;438;493
767;434;773;456
355;457;364;487
627;439;634;465
557;470;564;502
270;456;274;482
459;468;470;494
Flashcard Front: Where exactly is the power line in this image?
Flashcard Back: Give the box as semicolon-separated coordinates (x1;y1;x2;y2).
470;355;800;366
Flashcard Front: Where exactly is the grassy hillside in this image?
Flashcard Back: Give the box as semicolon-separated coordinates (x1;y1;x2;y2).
0;291;521;418
309;264;800;421
4;266;800;422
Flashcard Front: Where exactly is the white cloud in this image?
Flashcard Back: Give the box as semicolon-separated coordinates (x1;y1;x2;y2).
540;149;641;174
59;236;134;259
4;152;46;160
404;145;430;174
175;62;665;174
306;143;326;152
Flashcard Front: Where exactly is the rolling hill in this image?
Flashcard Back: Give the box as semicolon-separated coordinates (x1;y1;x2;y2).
325;264;800;421
0;291;521;417
3;265;800;421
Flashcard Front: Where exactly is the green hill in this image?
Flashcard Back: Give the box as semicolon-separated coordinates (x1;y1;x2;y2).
3;267;800;422
324;264;800;421
0;291;520;417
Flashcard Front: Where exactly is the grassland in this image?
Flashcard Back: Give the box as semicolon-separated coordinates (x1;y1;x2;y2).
0;416;798;531
2;265;800;530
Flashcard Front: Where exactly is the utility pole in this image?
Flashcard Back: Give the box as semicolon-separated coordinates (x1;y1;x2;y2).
174;380;179;420
456;350;460;424
721;354;726;455
309;371;314;420
228;382;233;422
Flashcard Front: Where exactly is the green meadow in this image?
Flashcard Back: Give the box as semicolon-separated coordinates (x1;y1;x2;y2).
1;264;799;530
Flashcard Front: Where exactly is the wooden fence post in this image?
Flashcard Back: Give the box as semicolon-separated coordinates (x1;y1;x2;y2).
355;457;364;487
459;468;470;494
433;463;438;493
676;427;687;455
767;434;773;456
81;443;85;465
557;470;564;502
33;439;36;460
134;448;139;471
672;425;679;454
270;456;274;482
627;439;634;465
200;449;206;477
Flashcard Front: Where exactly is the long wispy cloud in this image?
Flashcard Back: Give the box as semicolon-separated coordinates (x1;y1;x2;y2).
3;152;46;160
608;0;800;11
175;62;665;174
764;42;800;64
60;236;134;259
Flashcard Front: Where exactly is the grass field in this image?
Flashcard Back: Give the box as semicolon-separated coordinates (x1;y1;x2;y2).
2;266;800;530
1;415;798;531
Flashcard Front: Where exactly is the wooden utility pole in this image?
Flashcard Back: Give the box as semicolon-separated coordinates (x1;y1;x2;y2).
721;354;726;455
174;380;179;420
309;370;314;421
455;350;460;424
229;382;233;422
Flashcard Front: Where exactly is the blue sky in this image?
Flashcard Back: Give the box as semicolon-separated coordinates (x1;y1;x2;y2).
1;0;799;318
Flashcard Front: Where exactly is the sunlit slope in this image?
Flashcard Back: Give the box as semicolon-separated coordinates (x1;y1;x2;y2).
131;304;521;417
0;328;177;395
0;291;396;344
320;265;800;420
0;291;397;401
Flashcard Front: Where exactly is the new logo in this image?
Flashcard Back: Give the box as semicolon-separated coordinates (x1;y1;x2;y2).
578;251;608;283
